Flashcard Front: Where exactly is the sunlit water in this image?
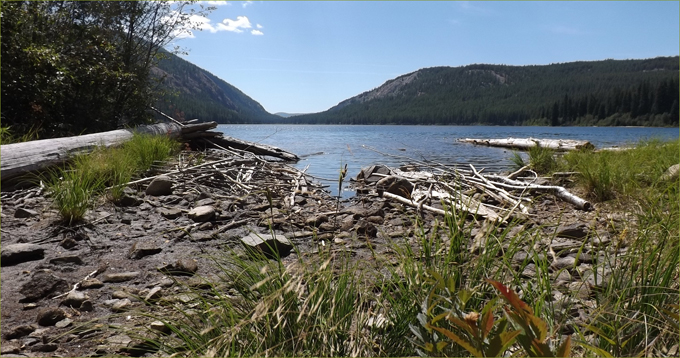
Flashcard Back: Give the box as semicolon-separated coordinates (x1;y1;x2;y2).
217;125;679;197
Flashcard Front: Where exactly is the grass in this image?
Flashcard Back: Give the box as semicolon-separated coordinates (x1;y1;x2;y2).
73;138;678;356
46;133;180;223
511;144;559;174
0;124;40;144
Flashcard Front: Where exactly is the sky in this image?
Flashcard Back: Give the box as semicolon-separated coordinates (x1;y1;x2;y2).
171;1;680;114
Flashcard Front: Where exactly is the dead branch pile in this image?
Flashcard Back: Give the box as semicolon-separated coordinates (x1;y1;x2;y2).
352;161;591;224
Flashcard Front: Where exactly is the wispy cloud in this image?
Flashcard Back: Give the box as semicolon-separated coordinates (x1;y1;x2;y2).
242;1;253;8
456;1;490;14
218;15;252;33
251;29;263;36
256;24;263;29
199;1;231;6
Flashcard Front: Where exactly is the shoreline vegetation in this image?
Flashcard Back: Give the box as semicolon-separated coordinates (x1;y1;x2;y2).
1;132;677;357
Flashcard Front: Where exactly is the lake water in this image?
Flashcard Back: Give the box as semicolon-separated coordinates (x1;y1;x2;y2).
217;125;679;197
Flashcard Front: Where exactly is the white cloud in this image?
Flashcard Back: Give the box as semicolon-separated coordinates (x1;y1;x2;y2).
198;1;231;6
251;29;263;36
256;24;263;29
218;16;252;33
242;1;253;8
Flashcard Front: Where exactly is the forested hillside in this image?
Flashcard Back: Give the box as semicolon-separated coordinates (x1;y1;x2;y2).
153;51;280;124
291;57;679;127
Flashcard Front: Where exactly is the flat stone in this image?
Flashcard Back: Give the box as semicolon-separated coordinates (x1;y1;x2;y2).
128;241;162;259
30;343;59;352
149;321;171;334
551;256;577;271
1;243;45;266
144;287;163;301
188;205;215;222
159;259;198;276
306;214;329;226
195;198;216;207
106;334;132;346
111;298;132;312
61;291;88;308
79;278;104;290
101;272;140;283
556;223;589;239
241;232;293;259
14;207;39;218
4;324;36;339
118;195;142;207
55;318;73;328
159;207;183;219
49;255;84;265
146;175;173;196
20;270;69;302
36;307;67;326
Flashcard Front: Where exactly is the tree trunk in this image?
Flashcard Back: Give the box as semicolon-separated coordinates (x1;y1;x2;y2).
1;123;184;186
458;137;594;151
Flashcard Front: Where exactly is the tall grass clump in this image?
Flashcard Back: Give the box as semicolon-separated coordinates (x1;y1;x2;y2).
510;144;558;174
560;139;679;202
46;133;180;222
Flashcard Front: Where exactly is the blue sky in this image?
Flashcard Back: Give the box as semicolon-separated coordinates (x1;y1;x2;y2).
172;1;679;114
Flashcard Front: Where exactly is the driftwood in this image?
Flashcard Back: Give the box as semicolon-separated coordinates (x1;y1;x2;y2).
1;122;183;185
207;136;299;162
458;137;595;151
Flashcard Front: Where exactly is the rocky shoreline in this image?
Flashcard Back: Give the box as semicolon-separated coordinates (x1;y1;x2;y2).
1;147;633;357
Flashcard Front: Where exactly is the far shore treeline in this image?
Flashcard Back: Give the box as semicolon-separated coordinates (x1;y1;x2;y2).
1;1;678;142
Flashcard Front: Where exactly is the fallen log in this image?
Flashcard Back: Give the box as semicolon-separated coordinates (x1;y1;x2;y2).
458;137;595;151
1;122;183;186
207;136;299;162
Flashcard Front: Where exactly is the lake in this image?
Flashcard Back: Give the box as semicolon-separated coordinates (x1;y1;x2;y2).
217;125;679;197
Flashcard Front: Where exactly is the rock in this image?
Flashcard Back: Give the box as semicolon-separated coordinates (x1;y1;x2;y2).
367;215;384;224
159;207;182;220
1;243;45;266
36;307;67;326
111;298;132;312
520;263;536;278
55;318;73;328
568;281;591;299
121;215;134;225
61;291;88;308
356;221;378;238
14;207;39;218
551;256;577;271
661;163;680;181
306;214;329;226
20;270;69;302
31;343;59;352
79;278;104;290
49;255;84;265
356;165;392;184
145;175;173;196
118;194;142;207
188;205;215;222
144;287;163;301
80;300;94;312
128;241;162;259
376;175;414;198
556;223;589;239
106;334;132;346
241;232;293;259
101;272;140;283
149;320;171;334
340;215;355;231
159;259;198;276
195;198;216;207
59;237;79;250
4;324;36;339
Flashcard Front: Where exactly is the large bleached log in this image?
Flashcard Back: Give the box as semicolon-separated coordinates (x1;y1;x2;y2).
207;136;299;162
1;122;183;185
458;137;595;151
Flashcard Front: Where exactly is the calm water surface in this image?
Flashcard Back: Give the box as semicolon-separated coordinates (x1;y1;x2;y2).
217;125;679;197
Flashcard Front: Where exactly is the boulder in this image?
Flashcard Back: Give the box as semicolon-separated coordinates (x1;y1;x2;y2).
145;175;173;196
188;205;215;222
356;165;392;184
241;233;293;259
20;270;69;302
36;307;67;326
1;243;45;266
376;175;414;198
